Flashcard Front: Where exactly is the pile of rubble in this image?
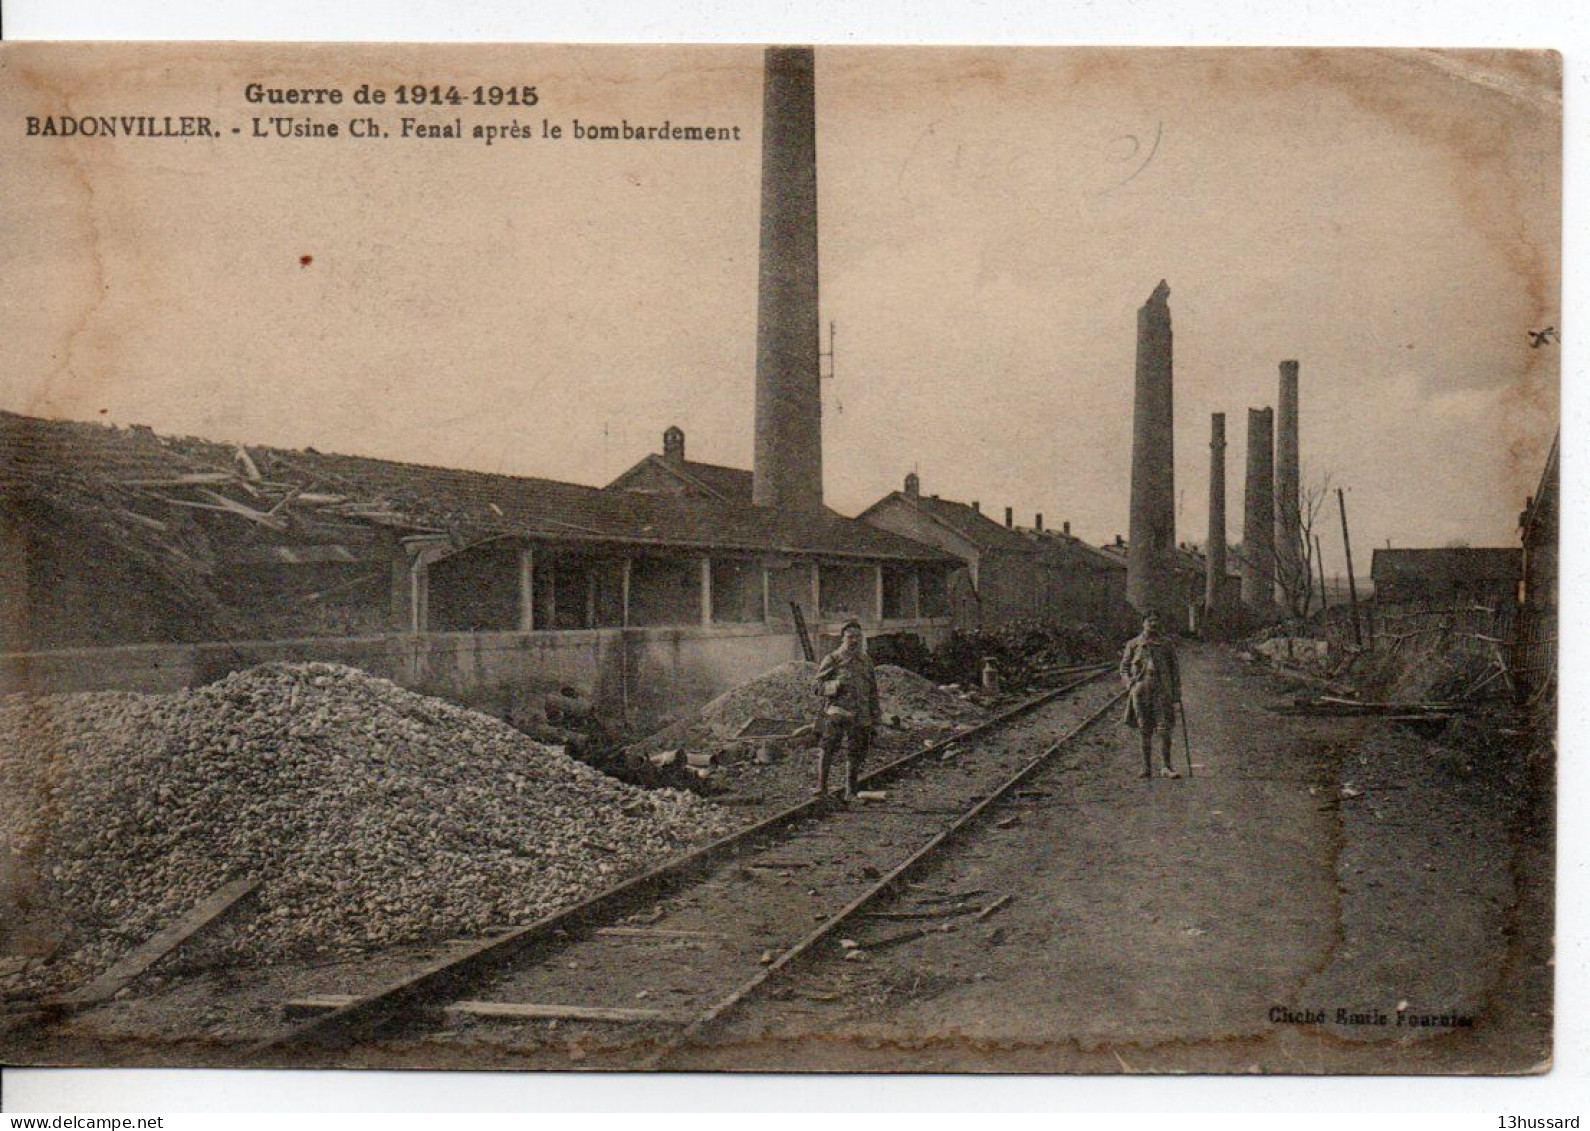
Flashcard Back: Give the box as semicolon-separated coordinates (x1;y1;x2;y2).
0;663;735;991
624;661;983;786
926;621;1115;690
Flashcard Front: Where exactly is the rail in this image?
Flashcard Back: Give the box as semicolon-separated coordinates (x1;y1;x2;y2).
647;687;1126;1066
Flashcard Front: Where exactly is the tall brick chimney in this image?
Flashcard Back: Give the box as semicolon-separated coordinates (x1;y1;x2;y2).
1274;360;1301;611
1242;407;1276;611
1128;280;1176;617
1206;412;1226;617
752;46;824;514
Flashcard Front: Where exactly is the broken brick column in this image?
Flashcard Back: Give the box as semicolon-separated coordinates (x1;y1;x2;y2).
1127;279;1176;618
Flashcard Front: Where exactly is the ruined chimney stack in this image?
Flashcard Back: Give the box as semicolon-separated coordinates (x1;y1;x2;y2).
1005;506;1014;528
1035;513;1044;532
1128;280;1176;617
1063;521;1071;536
1242;407;1276;612
752;46;824;514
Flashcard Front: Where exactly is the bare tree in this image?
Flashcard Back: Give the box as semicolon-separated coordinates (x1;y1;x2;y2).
1275;467;1335;622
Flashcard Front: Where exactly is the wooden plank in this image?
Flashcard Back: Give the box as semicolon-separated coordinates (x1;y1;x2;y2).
790;602;816;662
862;904;978;923
118;509;169;533
862;923;959;951
445;1001;670;1024
196;489;289;530
234;446;263;481
282;995;668;1024
282;994;357;1020
975;894;1014;922
595;927;729;941
120;473;238;487
50;878;257;1008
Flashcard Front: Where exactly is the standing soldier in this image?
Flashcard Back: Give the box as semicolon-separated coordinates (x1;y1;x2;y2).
1120;612;1183;779
814;618;879;801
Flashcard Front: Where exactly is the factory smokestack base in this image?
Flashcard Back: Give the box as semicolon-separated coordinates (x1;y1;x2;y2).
752;46;824;514
1274;359;1301;611
1206;412;1227;621
1242;407;1276;612
1128;280;1176;617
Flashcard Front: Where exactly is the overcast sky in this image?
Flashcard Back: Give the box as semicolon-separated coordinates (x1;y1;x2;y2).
0;44;1560;574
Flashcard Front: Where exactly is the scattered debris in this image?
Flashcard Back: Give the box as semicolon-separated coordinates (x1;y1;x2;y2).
626;661;984;768
283;995;669;1024
975;895;1014;922
864;905;978;923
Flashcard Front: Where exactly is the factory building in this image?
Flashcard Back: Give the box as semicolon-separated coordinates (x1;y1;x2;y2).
857;475;1042;628
1369;547;1523;609
1017;521;1134;632
1097;536;1214;635
0;410;960;724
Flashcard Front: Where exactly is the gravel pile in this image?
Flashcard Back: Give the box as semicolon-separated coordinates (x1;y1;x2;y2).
876;665;984;728
0;663;736;989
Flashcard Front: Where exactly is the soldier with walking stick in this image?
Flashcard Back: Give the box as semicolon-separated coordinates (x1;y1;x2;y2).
1120;612;1185;780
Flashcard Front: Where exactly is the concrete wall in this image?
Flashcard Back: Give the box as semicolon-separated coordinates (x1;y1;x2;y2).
0;618;953;731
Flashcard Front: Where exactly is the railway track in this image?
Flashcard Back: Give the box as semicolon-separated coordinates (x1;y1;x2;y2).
258;663;1121;1063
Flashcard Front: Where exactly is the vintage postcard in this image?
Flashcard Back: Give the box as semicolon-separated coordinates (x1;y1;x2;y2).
0;42;1559;1074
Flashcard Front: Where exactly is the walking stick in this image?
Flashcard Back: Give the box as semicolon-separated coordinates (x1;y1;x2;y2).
1178;701;1195;778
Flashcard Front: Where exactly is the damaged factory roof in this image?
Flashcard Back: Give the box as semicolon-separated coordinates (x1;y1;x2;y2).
0;411;954;565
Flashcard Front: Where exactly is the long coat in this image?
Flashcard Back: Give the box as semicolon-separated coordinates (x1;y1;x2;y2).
1119;630;1181;731
815;646;880;728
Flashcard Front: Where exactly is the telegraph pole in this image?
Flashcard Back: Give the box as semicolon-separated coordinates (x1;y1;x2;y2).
1314;533;1329;613
1337;487;1363;647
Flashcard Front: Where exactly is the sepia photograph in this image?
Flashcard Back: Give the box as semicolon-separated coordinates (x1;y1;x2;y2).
0;40;1562;1077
